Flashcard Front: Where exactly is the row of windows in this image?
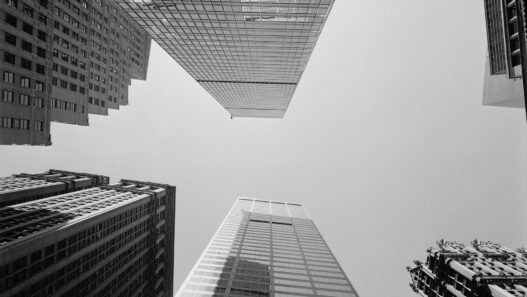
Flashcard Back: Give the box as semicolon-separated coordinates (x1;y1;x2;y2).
0;117;44;131
52;49;87;70
51;76;85;94
51;98;85;113
4;13;48;42
2;90;45;107
4;32;47;59
3;52;48;79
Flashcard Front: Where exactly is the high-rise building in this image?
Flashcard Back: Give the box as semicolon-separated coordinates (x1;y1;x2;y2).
176;197;358;297
482;0;526;108
407;239;527;297
1;0;151;145
0;169;109;207
0;170;175;297
115;0;335;119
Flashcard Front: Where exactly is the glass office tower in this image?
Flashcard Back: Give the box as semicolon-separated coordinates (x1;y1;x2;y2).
176;197;358;297
115;0;336;119
0;170;175;297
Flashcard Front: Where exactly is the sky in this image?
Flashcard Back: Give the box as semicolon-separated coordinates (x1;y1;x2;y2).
1;1;527;296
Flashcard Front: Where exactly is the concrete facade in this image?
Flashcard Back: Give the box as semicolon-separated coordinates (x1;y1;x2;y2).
1;0;151;145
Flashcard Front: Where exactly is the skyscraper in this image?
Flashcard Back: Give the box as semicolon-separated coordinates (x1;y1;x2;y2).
1;0;151;145
0;169;109;207
115;0;335;119
0;170;175;297
407;239;527;297
482;0;526;108
176;197;358;297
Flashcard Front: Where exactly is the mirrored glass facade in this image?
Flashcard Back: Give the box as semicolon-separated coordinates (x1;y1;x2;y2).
176;197;358;297
115;0;335;118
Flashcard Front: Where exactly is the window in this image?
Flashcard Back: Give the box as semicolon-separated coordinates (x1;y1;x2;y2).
52;77;57;86
19;94;29;105
79;87;85;94
22;4;34;17
34;97;44;108
60;80;67;88
71;58;78;66
60;66;68;75
21;40;32;52
38;0;47;8
3;72;14;83
69;83;76;92
34;121;43;131
20;77;30;88
52;63;58;72
70;71;77;79
22;22;33;35
36;47;46;58
3;52;15;65
6;0;17;8
36;64;46;75
2;90;14;102
35;81;45;92
38;13;47;25
37;30;47;41
101;100;105;107
5;32;16;46
53;20;60;29
5;13;17;27
61;53;69;62
52;49;59;58
21;58;32;70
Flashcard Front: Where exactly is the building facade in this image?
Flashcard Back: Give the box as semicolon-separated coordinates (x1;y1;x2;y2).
176;197;358;297
115;0;335;119
0;171;175;297
407;239;527;297
0;169;109;208
1;0;151;145
482;0;526;108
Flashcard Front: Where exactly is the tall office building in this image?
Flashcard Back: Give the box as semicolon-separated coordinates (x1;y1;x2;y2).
1;0;151;145
482;0;526;108
176;197;358;297
116;0;335;119
0;169;109;207
0;170;175;297
407;239;527;297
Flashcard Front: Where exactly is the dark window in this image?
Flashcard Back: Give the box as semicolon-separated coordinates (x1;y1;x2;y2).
36;47;46;58
37;30;47;41
38;13;47;25
6;0;17;8
4;32;16;46
21;58;32;70
22;22;33;35
36;64;45;75
21;40;32;53
22;4;33;17
52;63;58;71
38;0;47;8
52;77;57;85
5;13;17;27
53;20;60;29
3;52;16;65
60;66;68;75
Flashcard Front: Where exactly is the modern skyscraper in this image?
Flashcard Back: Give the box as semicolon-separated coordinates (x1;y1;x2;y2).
407;239;527;297
115;0;335;119
1;0;151;145
482;0;526;108
0;170;175;297
0;169;109;207
176;197;358;297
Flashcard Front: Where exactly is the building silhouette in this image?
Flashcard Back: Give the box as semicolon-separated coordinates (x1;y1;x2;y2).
176;197;358;297
1;0;151;145
407;239;527;297
482;0;526;108
115;0;335;119
0;170;175;297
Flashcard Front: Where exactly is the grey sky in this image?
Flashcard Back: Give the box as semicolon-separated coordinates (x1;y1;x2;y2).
1;1;527;296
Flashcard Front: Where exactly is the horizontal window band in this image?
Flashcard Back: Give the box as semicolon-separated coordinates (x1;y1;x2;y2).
197;80;297;85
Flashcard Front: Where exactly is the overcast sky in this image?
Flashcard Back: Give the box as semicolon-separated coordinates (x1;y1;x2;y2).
1;1;527;296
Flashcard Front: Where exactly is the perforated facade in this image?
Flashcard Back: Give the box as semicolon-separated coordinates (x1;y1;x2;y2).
115;0;335;118
176;197;358;297
1;0;151;145
0;172;175;297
